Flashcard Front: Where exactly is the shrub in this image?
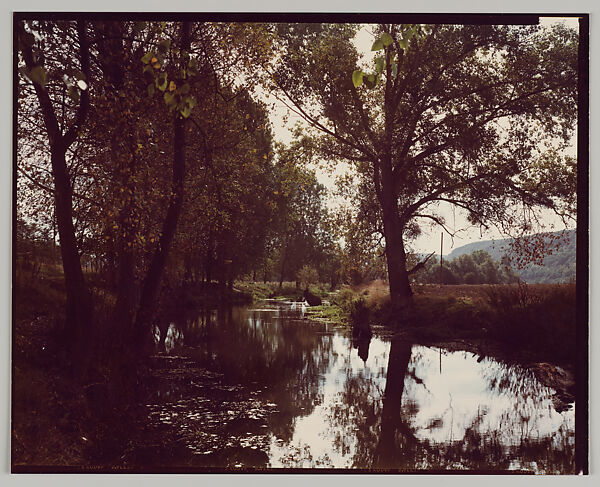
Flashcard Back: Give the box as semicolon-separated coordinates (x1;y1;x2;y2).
349;297;370;326
331;286;357;312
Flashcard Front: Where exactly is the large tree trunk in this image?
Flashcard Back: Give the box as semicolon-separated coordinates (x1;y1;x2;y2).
133;22;191;349
97;21;137;333
52;146;93;348
379;166;413;309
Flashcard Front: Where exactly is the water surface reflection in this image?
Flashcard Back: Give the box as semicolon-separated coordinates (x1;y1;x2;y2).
137;301;574;472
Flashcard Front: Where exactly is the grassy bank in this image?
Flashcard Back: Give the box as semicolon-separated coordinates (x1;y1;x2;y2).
234;280;331;302
310;280;577;368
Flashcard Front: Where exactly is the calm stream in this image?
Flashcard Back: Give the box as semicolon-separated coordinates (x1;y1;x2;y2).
128;301;575;473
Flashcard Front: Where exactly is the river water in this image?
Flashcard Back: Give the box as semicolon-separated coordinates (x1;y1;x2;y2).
128;301;575;473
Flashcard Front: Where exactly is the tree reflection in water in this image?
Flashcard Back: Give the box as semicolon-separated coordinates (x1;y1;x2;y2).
328;339;575;473
140;303;574;472
140;303;334;466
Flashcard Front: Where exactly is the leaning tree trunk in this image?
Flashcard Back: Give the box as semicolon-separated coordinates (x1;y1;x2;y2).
20;21;93;357
133;22;191;350
52;146;93;349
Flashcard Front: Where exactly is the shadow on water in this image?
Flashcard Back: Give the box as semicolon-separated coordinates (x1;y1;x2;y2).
127;301;575;473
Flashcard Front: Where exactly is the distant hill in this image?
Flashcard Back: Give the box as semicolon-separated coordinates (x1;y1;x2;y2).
444;229;577;284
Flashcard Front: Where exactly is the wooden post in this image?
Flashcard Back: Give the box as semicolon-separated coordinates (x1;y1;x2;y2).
440;232;444;285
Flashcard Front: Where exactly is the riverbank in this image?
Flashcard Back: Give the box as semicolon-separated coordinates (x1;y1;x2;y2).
303;280;577;410
305;280;577;371
10;275;326;468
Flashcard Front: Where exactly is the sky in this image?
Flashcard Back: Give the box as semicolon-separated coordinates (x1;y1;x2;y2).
266;18;580;255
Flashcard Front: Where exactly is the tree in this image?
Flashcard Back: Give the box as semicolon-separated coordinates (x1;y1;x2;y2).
270;22;578;312
17;19;279;357
133;21;199;346
297;264;319;291
18;20;94;353
413;250;519;285
175;86;277;288
268;141;335;289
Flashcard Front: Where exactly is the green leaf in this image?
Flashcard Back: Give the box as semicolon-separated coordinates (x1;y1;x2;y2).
141;51;154;64
156;73;168;92
352;70;364;88
147;83;155;97
371;39;384;51
27;66;47;86
180;104;191;118
381;32;394;47
363;74;376;89
399;37;408;50
375;56;384;74
392;62;398;78
157;39;171;54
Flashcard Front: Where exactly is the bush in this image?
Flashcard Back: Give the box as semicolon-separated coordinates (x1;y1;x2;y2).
330;286;358;312
349;297;370;325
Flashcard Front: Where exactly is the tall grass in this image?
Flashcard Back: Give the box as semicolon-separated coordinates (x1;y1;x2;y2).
326;280;577;366
484;282;576;364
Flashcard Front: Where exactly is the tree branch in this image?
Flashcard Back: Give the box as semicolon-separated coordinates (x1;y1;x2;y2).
407;251;435;276
266;66;377;161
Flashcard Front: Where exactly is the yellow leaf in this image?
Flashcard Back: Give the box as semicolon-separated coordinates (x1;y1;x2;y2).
151;57;157;63
169;81;176;91
153;63;161;69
